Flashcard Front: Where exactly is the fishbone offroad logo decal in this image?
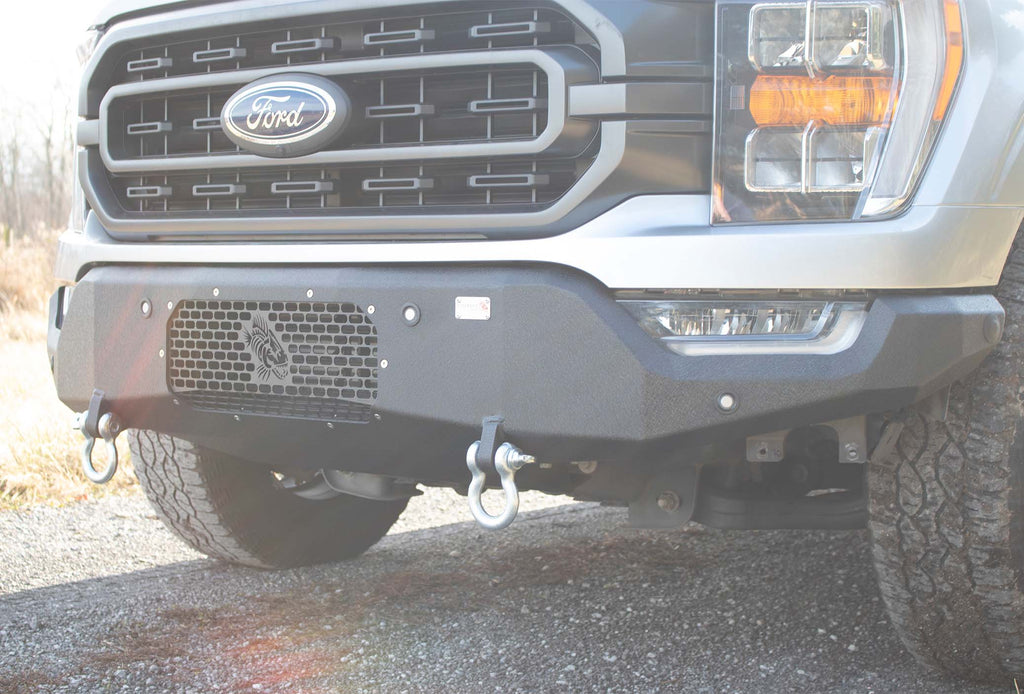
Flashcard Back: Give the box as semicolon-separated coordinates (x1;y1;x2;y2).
243;313;290;381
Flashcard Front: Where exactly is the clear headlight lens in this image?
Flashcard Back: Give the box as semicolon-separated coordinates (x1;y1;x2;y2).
620;300;869;355
77;28;103;67
713;0;963;223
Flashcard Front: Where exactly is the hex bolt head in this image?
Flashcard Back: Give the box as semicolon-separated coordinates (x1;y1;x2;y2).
158;348;165;359
213;288;220;297
233;414;240;422
380;359;389;369
367;305;376;315
373;413;382;422
140;300;152;318
327;422;335;430
845;443;860;461
167;301;174;311
306;289;314;299
657;491;681;513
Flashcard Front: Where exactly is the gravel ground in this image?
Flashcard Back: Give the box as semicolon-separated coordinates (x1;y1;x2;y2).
0;489;1014;694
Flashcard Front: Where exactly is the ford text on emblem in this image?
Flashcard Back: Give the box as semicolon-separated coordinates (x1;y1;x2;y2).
221;74;350;158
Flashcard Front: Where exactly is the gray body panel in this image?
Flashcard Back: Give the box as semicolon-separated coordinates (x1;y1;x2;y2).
66;0;1024;290
57;201;1021;290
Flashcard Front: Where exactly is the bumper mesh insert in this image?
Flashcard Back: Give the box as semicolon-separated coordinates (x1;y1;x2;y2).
167;300;378;422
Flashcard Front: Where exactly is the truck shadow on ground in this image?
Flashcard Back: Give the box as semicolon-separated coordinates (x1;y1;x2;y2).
0;503;1007;693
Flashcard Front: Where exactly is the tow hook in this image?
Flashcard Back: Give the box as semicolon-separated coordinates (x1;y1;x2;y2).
72;389;124;485
465;417;537;530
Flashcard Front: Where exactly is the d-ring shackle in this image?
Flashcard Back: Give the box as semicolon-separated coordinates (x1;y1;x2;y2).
72;390;124;485
80;413;122;484
466;441;536;530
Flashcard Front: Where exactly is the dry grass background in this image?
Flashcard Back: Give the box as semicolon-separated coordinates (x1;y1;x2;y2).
0;231;136;510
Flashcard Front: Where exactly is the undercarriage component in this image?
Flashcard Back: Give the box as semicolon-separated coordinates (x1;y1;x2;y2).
320;470;418;501
281;470;419;501
628;466;698;529
746;416;868;465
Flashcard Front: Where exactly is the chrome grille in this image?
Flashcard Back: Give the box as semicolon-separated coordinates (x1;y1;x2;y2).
167;300;377;422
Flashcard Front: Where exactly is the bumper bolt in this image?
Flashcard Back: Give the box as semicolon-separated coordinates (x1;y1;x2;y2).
657;491;681;513
717;393;738;413
402;303;421;326
140;299;152;318
984;314;1004;345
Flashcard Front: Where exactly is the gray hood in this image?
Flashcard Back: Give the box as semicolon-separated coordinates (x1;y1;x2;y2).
93;0;224;27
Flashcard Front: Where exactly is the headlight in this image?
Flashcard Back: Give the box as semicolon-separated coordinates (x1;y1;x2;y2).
712;0;963;223
77;28;103;66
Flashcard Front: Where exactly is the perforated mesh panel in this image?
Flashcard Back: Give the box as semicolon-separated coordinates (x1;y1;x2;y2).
167;300;378;422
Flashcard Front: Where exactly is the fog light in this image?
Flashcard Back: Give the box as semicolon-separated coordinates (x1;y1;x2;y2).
619;300;868;355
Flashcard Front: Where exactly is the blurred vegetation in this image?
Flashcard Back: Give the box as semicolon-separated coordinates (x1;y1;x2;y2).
0;231;137;510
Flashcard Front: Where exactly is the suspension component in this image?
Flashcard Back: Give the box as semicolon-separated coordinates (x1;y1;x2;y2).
72;390;123;485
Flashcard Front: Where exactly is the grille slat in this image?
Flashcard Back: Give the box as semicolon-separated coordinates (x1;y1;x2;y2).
193;47;248;63
168;300;377;422
126;56;172;73
112;8;584;83
116;158;583;213
364;28;436;46
271;37;337;55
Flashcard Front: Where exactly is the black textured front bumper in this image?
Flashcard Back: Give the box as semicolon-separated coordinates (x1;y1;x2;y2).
49;264;1002;483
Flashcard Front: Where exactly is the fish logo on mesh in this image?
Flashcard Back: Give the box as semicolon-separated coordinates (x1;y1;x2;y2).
243;313;290;381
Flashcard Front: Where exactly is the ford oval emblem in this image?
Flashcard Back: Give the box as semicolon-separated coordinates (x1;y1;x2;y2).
221;74;350;158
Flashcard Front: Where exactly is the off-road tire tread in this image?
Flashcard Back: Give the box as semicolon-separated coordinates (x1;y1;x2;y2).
869;231;1024;682
129;430;408;569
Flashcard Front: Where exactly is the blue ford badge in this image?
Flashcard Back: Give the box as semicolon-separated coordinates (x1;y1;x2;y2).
221;74;350;157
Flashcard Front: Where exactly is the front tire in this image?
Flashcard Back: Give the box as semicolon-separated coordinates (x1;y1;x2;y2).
129;430;408;569
868;236;1024;682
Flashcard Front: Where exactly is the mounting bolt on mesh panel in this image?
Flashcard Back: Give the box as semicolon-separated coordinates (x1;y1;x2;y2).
167;300;379;422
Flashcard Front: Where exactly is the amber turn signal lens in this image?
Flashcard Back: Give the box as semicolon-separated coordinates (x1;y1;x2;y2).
933;0;963;121
749;75;895;127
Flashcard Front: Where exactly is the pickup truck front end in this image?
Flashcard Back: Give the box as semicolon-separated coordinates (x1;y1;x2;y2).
50;0;1024;681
